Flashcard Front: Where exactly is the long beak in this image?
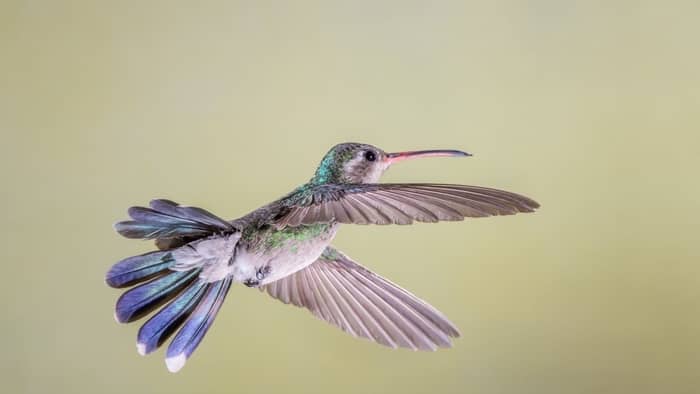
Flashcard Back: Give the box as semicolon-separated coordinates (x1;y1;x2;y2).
385;149;472;165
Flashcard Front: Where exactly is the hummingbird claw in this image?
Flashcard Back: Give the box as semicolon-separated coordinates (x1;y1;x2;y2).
256;266;271;280
243;278;260;287
245;266;271;287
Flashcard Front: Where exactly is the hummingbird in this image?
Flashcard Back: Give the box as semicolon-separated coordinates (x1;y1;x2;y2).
106;142;539;372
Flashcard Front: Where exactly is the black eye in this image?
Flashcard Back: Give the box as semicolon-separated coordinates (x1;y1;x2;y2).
364;151;376;162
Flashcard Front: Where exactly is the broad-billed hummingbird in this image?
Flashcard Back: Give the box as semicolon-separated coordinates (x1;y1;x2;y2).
107;142;539;372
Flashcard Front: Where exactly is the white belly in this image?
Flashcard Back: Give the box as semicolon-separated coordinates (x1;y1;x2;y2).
230;224;339;285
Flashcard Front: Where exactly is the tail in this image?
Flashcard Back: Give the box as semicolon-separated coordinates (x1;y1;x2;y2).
107;199;235;372
113;198;233;246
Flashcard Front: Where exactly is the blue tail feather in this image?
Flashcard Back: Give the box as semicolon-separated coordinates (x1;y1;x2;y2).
110;199;237;371
115;270;199;323
114;199;233;240
114;221;211;240
165;278;233;372
148;199;233;229
108;249;233;371
106;251;173;288
136;280;208;355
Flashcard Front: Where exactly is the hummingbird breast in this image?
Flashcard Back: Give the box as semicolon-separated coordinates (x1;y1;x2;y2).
232;223;339;285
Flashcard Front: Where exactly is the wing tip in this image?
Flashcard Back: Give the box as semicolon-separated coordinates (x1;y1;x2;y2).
513;192;540;212
528;200;541;210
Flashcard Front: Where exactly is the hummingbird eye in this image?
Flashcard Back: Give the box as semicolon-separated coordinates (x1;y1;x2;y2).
364;151;376;162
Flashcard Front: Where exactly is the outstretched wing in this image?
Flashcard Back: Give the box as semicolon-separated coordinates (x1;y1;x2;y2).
275;183;539;228
261;247;460;351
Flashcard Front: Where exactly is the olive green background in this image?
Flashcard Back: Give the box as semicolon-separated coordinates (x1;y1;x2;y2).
2;1;699;394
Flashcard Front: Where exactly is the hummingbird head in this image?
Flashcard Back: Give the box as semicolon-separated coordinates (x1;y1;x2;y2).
311;142;471;184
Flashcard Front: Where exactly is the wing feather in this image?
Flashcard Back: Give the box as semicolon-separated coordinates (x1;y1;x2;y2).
274;183;538;227
324;269;396;347
308;266;352;332
261;247;460;351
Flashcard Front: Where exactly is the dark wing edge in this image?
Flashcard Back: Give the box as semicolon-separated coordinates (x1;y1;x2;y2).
261;246;460;351
275;183;539;228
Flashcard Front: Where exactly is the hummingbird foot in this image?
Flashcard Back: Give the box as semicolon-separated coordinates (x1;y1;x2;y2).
242;265;272;287
243;278;260;287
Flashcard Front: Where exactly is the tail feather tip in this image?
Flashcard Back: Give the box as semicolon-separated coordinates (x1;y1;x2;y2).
136;342;147;356
166;353;187;373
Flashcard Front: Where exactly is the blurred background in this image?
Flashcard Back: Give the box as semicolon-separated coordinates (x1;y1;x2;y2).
2;1;699;393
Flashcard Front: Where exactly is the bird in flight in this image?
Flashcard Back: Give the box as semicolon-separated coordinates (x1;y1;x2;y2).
106;142;539;372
